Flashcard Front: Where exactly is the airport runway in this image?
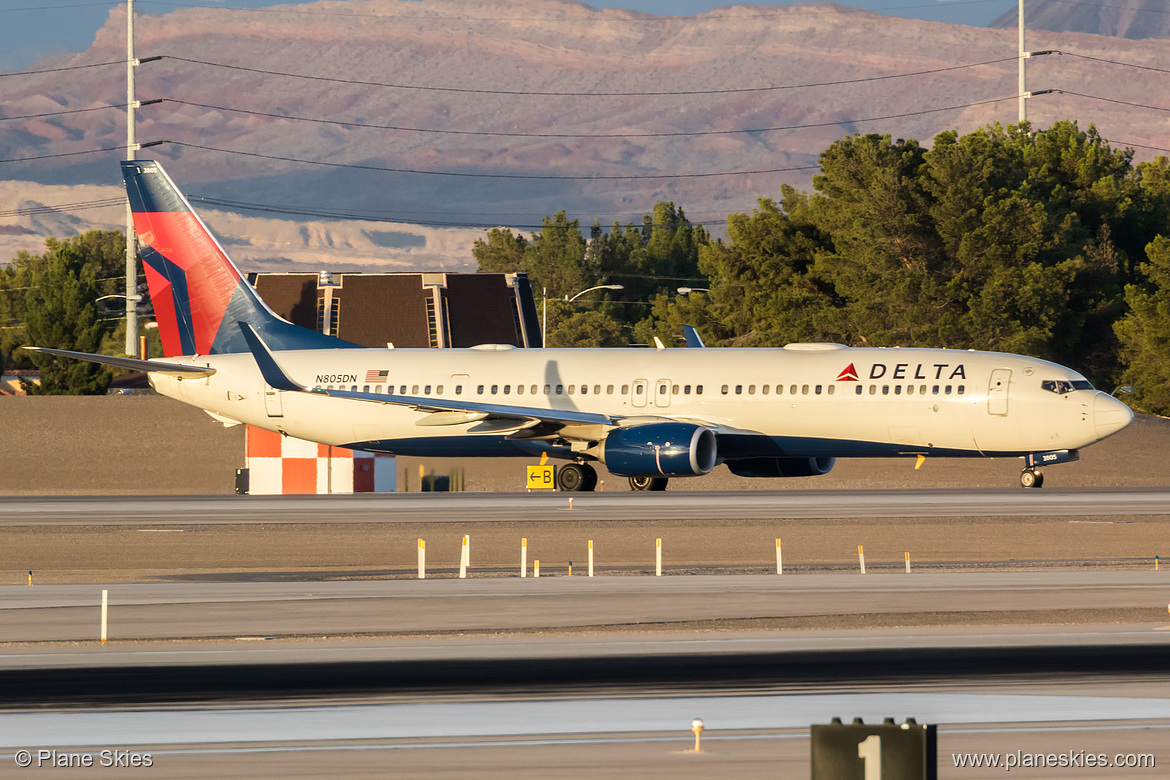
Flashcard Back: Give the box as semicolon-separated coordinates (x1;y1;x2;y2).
3;572;1168;644
2;488;1170;526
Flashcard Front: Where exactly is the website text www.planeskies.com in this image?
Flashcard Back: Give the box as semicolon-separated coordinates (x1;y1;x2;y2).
952;750;1155;771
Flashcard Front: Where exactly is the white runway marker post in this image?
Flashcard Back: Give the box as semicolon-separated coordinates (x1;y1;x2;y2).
588;539;594;577
905;551;911;573
534;560;540;578
459;535;469;579
417;539;425;579
776;538;783;575
100;589;108;645
521;537;528;578
858;545;866;574
656;538;662;577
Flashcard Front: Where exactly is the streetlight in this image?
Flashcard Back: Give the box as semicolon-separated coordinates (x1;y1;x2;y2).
96;294;142;304
1112;385;1135;398
676;287;710;295
565;284;623;303
544;285;623;345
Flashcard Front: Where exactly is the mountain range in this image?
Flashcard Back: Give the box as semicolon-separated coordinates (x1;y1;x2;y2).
3;0;1170;271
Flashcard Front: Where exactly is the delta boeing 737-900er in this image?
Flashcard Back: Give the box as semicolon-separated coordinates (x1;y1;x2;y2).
27;160;1134;490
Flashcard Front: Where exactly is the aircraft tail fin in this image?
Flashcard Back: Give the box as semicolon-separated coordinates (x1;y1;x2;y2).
122;159;355;357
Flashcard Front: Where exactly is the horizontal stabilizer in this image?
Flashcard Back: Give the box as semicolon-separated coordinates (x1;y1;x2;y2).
21;346;216;378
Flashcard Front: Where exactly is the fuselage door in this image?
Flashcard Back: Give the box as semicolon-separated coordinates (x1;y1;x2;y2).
450;373;470;398
654;378;672;408
988;368;1011;416
263;387;284;418
631;378;648;408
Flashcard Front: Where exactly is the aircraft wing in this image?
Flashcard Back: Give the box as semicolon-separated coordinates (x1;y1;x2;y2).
21;346;216;378
239;323;618;428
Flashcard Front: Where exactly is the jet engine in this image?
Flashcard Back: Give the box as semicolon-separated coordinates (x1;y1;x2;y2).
601;423;717;477
726;456;836;478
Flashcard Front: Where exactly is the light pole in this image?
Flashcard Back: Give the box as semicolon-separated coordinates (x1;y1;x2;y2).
565;284;623;303
676;287;710;295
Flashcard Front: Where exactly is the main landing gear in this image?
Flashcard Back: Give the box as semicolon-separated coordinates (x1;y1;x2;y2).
628;476;669;491
1019;467;1045;489
556;462;598;492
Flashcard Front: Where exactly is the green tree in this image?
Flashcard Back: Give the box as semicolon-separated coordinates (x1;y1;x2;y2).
1114;235;1170;414
21;235;116;394
472;227;527;274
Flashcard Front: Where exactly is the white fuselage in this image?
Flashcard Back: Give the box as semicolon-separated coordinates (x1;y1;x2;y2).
147;343;1132;465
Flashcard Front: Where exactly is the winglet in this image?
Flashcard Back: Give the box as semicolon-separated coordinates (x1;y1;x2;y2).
238;322;305;392
682;325;706;348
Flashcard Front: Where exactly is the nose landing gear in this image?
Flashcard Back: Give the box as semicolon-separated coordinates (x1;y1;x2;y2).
1019;467;1045;489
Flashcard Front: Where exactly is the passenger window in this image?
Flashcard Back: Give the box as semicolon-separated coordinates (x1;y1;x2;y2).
556;384;564;394
696;385;703;395
412;385;419;394
595;385;602;395
580;385;587;395
932;385;939;395
827;385;835;396
815;385;822;395
945;385;952;395
517;384;524;395
621;384;629;394
869;385;877;395
802;385;809;395
532;385;538;395
882;385;889;395
363;385;370;393
906;385;914;396
544;384;551;395
351;386;358;392
375;385;383;394
684;385;691;395
735;385;743;395
920;385;927;395
491;384;498;394
958;385;965;395
748;385;755;395
855;385;863;395
790;385;798;395
762;385;769;395
671;384;679;394
776;385;784;395
455;385;462;395
894;385;901;395
424;385;431;394
635;385;643;395
722;385;730;395
327;385;334;390
607;385;615;394
568;385;576;395
503;385;511;395
400;385;407;394
477;385;484;395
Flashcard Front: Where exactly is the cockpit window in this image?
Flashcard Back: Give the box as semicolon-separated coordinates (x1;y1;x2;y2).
1042;379;1094;394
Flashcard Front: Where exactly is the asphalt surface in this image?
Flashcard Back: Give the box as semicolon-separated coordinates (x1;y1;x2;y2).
3;488;1170;526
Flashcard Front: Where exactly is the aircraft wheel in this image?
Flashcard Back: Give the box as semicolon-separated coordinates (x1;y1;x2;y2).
557;463;593;492
629;476;669;491
1019;468;1044;489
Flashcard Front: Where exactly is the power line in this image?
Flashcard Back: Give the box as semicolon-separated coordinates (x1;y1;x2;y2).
0;198;126;218
1054;50;1170;76
161;93;1016;139
0;146;125;164
0;103;134;122
159;54;1018;98
168;140;821;180
1055;90;1170;114
0;60;124;78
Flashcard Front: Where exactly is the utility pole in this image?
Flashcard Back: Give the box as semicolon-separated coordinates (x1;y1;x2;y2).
124;0;139;356
1018;0;1026;125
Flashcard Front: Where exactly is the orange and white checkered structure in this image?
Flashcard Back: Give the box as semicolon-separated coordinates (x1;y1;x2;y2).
245;425;397;494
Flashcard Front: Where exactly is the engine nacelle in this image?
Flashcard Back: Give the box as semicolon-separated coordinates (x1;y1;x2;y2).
601;423;717;478
726;456;836;478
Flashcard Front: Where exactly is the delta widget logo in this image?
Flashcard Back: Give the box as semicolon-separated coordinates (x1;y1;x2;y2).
836;363;859;381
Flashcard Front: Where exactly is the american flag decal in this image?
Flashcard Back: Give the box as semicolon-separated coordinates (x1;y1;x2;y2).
364;369;389;383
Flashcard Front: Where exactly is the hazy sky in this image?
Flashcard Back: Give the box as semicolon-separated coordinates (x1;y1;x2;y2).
0;0;1018;72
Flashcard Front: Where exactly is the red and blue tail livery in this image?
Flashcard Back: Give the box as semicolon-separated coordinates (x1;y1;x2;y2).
122;160;353;357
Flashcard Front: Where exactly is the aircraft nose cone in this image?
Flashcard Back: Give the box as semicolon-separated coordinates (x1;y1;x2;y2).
1094;392;1133;440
